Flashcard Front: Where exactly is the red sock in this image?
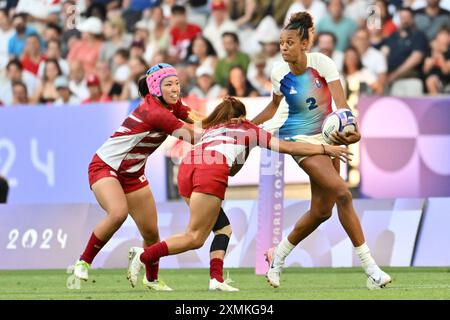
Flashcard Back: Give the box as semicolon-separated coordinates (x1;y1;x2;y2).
80;233;105;264
140;241;168;281
148;261;159;282
210;258;224;283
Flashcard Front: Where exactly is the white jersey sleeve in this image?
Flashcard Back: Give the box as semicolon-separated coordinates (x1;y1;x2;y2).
271;62;290;96
308;52;341;83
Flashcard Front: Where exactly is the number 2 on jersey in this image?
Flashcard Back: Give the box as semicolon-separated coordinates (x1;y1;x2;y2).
306;97;318;110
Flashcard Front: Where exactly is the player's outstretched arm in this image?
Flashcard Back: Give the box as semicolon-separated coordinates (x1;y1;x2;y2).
251;93;283;125
184;109;206;124
270;138;353;163
172;124;202;145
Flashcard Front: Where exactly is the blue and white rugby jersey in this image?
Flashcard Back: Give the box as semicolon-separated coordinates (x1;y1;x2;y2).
264;52;341;139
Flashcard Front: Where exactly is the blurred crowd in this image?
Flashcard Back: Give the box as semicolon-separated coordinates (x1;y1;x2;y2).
0;0;448;107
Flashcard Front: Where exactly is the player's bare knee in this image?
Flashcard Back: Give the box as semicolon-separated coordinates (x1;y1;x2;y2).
108;208;128;227
191;236;205;249
214;224;232;238
186;232;206;249
335;186;352;206
311;209;332;222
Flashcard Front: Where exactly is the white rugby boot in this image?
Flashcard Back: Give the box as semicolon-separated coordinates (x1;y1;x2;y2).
209;277;239;292
73;260;90;281
366;265;392;290
143;277;173;291
265;247;282;288
127;247;144;288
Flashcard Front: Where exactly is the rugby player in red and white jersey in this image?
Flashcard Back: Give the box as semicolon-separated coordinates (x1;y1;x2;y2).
73;64;234;292
127;96;352;290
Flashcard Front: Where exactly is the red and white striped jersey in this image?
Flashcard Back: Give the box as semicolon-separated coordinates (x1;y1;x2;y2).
96;95;190;174
190;120;272;171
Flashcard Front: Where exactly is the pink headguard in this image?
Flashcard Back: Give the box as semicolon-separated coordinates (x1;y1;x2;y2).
146;63;178;97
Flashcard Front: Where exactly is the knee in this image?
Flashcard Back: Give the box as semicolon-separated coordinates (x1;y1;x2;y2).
334;185;352;206
214;224;232;238
188;232;207;250
108;207;128;227
311;208;333;222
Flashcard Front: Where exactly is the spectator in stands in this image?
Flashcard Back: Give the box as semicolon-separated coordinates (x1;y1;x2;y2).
225;65;259;97
68;60;89;101
120;56;148;100
249;0;278;29
100;16;132;64
38;39;69;77
352;28;388;94
368;22;385;50
54;76;80;105
0;58;39;105
252;26;282;77
83;74;112;103
14;0;61;24
8;13;39;58
316;0;358;52
189;64;223;99
67;16;103;75
342;46;379;97
383;7;429;96
0;1;17;12
188;0;210;19
215;31;250;87
145;5;170;63
343;0;367;26
31;58;61;104
203;0;238;58
122;0;161;32
375;0;397;38
42;23;62;44
247;52;272;96
227;0;257;28
129;40;146;59
270;0;294;27
149;49;169;66
85;2;107;22
423;26;450;94
11;80;28;105
112;48;130;84
414;0;450;41
284;0;327;27
20;34;43;76
168;5;202;63
95;60;123;101
132;19;151;48
0;175;8;203
185;35;217;74
0;9;14;69
314;31;344;72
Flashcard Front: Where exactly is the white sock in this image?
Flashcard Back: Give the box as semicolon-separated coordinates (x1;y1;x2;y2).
354;242;377;271
273;238;295;267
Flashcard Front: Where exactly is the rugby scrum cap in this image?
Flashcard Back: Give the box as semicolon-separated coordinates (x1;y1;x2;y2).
146;63;178;97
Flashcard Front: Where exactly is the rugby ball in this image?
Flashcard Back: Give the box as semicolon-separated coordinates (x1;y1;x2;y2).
321;109;357;144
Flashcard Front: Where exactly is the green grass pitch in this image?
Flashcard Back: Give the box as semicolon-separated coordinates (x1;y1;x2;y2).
1;267;449;300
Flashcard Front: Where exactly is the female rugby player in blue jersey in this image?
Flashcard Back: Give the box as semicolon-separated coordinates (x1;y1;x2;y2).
252;12;391;290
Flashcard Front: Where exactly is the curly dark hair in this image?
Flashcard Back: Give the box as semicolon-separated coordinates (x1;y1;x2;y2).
284;11;314;41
